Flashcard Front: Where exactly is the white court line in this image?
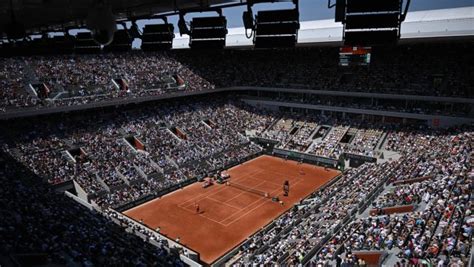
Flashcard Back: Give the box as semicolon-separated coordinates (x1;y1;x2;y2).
180;159;315;226
198;212;228;226
219;179;282;227
176;168;264;226
177;169;261;208
220;190;279;226
180;201;235;227
201;174;269;223
221;178;304;227
205;195;244;211
180;178;265;224
197;170;271;225
216;171;293;222
222;180;267;203
219;195;271;226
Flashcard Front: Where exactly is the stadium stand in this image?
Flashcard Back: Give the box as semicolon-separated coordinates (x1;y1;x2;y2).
0;43;473;114
1;98;272;208
1;37;473;266
230;126;472;266
1;90;472;265
174;43;474;97
0;152;184;266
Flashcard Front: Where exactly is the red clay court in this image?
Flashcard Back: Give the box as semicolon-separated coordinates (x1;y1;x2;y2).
124;155;340;265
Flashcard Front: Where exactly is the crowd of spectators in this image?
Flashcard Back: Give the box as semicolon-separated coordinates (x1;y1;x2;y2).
1;98;272;209
175;43;473;98
306;124;349;159
1;42;472;113
0;52;215;111
314;128;472;265
5;97;460;212
0;58;37;111
373;182;425;209
282;119;318;152
254;114;386;159
208;143;262;170
0;152;183;266
229;125;472;266
261;117;296;144
341;127;383;157
1;35;473;267
234;160;397;265
1;90;472;266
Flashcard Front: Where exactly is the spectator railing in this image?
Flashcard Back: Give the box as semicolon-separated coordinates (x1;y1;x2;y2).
272;147;339;167
369;204;416;216
392;175;434;186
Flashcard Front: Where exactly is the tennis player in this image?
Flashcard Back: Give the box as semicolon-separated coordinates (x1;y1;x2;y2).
283;180;290;196
195;203;200;214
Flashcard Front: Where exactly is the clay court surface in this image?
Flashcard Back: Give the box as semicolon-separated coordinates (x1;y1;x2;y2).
124;155;340;264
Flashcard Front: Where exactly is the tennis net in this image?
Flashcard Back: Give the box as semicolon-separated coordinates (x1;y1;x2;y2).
227;181;270;198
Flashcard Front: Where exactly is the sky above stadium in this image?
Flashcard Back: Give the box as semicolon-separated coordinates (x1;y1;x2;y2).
139;0;474;29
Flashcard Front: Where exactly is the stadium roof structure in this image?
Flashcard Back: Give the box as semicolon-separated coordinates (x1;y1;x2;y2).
173;6;474;48
0;0;236;33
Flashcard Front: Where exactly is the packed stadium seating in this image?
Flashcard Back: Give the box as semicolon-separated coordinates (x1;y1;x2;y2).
0;153;184;266
0;97;414;208
231;125;472;266
1;40;473;266
1;91;472;265
1;98;273;208
0;42;472;112
175;43;473;97
0;52;214;111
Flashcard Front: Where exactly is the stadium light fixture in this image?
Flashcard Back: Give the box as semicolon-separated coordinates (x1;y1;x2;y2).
175;8;228;49
250;0;300;48
331;0;411;45
141;17;175;51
